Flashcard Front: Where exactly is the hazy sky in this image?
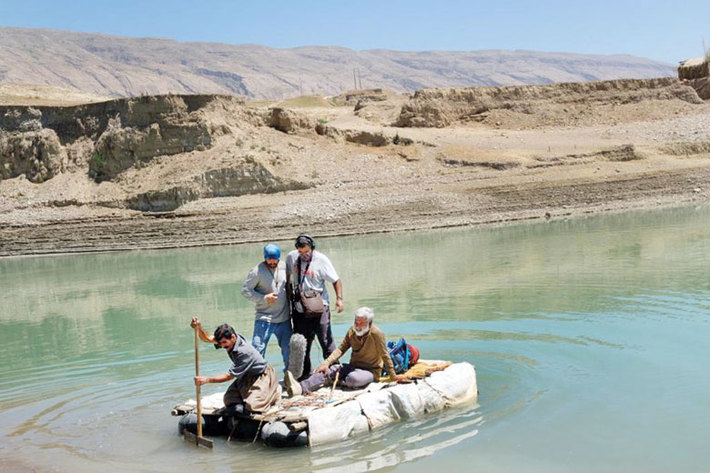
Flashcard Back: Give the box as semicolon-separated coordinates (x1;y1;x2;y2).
1;0;708;63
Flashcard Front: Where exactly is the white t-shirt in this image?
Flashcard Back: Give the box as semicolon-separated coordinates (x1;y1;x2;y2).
285;249;339;304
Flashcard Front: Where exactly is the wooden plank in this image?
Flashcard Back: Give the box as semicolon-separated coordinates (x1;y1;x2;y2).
184;430;215;449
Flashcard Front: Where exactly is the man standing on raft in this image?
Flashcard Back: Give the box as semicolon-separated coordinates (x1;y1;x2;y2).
286;234;344;379
242;243;291;370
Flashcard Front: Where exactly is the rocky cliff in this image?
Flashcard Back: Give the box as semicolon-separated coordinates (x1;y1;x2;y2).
0;94;306;210
395;78;704;128
2;76;708;219
0;95;224;182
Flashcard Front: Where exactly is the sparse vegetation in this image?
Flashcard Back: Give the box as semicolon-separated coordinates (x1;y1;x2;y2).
392;134;413;146
89;152;107;180
91;152;104;167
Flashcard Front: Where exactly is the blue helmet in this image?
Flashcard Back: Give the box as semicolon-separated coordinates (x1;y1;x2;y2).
263;243;281;260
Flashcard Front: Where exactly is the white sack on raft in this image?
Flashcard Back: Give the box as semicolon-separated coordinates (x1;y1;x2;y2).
357;388;402;430
307;362;477;446
424;362;478;406
306;399;370;446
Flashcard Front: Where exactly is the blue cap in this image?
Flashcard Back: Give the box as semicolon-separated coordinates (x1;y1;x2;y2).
263;243;281;260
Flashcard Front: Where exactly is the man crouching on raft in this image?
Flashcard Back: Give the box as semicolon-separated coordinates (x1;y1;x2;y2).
191;317;281;414
284;307;406;396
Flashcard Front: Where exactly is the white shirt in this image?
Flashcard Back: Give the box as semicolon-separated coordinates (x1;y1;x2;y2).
285;249;339;304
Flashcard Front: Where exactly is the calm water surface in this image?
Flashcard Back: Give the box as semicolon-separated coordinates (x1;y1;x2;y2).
1;206;709;472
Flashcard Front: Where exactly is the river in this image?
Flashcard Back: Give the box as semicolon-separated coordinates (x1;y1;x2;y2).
1;206;709;472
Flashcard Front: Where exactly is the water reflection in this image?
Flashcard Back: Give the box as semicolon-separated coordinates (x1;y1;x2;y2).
309;408;482;473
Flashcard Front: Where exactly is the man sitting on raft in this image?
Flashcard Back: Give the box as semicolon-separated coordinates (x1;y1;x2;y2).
284;307;406;396
191;317;281;414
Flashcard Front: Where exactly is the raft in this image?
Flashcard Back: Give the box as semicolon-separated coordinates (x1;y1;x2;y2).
172;361;478;448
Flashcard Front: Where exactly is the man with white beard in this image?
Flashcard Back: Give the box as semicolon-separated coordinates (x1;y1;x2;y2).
284;307;405;396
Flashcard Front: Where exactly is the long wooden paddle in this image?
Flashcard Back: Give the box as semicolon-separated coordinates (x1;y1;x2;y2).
184;324;214;449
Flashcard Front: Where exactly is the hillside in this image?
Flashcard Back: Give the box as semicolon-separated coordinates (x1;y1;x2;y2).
1;77;709;256
0;27;676;100
0;83;110;106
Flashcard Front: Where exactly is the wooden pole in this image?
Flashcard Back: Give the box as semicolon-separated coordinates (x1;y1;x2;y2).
194;326;203;439
184;324;214;448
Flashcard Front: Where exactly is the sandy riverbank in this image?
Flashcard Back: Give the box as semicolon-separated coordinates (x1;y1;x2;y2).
2;161;709;257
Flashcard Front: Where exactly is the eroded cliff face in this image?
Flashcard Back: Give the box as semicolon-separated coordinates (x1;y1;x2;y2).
0;95;231;182
0;94;307;211
394;78;704;128
0;128;65;182
685;77;710;100
2;79;708;219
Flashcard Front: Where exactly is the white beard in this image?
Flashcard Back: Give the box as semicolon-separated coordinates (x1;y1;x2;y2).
354;326;370;337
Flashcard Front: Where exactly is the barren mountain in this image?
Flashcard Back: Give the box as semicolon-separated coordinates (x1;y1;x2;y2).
0;27;675;100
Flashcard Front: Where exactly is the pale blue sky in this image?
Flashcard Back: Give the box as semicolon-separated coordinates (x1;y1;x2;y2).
1;0;708;63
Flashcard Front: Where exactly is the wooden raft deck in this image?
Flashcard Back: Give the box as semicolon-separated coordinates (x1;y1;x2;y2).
171;361;453;425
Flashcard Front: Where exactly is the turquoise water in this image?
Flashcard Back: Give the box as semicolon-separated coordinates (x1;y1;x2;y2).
1;206;709;472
